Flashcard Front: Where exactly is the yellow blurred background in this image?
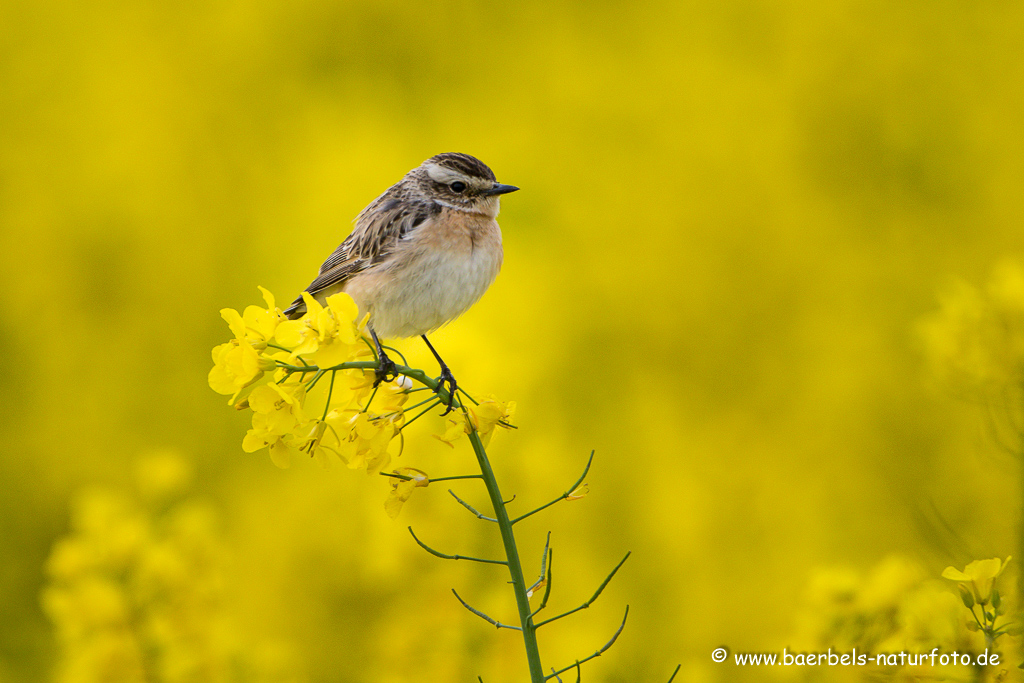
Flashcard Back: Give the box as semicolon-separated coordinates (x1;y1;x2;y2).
2;0;1024;681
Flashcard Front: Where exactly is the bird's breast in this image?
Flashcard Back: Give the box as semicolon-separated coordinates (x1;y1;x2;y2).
346;211;503;338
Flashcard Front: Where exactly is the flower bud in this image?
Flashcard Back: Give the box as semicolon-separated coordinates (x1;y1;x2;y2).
959;585;975;609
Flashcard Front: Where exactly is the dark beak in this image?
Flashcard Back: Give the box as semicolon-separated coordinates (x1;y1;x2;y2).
484;183;519;196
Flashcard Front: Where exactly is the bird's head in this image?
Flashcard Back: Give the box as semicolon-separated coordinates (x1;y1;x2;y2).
413;153;518;217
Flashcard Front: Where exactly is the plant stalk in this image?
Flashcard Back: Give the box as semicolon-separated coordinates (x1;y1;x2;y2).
466;429;545;682
279;358;545;679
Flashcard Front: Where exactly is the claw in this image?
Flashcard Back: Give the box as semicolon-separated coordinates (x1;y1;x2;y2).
419;335;458;415
374;353;398;387
368;329;399;387
436;367;457;416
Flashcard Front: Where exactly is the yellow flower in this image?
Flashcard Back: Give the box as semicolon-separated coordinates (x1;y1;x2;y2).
384;467;429;519
435;396;516;447
942;556;1011;604
434;412;469;447
208;338;263;399
250;382;307;432
42;460;301;683
375;374;413;412
245;286;285;341
134;450;193;502
325;409;404;474
325;367;377;411
295;419;333;469
241;383;309;468
223;286;282;343
274;293;368;368
920;261;1024;394
208;288;283;402
470;397;516;446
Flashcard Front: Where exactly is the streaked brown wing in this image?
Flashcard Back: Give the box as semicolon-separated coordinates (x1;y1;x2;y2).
284;194;436;318
298;236;365;299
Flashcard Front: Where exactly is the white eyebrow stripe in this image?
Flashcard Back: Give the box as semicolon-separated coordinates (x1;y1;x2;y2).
424;163;466;184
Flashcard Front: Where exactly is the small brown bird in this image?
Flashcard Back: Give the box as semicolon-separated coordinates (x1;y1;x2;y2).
284;153;518;413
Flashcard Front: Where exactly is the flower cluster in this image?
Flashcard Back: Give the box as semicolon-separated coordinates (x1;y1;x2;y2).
790;556;1016;682
208;288;403;472
943;557;1017;651
41;452;303;683
209;288;516;517
919;261;1024;400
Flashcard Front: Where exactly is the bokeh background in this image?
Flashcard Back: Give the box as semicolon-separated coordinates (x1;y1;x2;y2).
2;0;1024;681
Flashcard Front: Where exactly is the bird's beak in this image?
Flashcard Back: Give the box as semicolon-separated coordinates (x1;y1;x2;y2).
483;183;519;196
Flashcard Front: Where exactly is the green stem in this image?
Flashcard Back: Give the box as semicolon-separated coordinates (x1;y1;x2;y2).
379;472;482;483
277;357;542;677
321;370;337;421
466;429;545;682
277;360;454;407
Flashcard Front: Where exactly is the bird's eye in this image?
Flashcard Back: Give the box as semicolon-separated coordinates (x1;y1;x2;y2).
450;181;466;193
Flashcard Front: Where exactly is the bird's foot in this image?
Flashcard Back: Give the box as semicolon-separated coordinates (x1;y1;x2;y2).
435;367;458;416
373;352;399;387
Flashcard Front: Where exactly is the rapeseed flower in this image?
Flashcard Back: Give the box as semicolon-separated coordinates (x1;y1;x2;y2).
241;382;308;468
942;557;1011;605
295;374;410;470
328;409;404;474
42;452;304;683
208;287;284;403
436;396;516;447
274;293;366;368
791;555;986;678
208;337;266;401
920;261;1024;394
384;467;429;519
210;289;517;520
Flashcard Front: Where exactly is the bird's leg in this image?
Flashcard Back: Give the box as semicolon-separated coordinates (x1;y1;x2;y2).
369;328;398;386
421;335;457;416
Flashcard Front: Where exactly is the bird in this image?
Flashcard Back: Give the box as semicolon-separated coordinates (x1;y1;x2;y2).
284;153;519;414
